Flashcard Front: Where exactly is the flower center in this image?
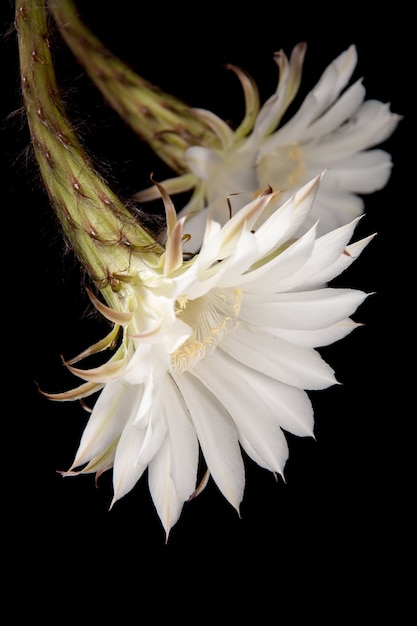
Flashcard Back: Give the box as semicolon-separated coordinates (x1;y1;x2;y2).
256;142;305;190
171;287;242;373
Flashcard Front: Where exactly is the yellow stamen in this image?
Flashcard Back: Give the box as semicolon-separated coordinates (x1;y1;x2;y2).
171;288;242;372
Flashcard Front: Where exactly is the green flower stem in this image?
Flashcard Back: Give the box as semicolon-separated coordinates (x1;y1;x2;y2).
48;0;216;174
15;0;164;310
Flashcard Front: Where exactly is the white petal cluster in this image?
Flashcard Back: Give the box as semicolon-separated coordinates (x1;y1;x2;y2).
136;44;400;252
54;174;372;538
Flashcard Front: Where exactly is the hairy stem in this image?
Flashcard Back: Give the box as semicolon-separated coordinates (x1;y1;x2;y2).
15;0;164;310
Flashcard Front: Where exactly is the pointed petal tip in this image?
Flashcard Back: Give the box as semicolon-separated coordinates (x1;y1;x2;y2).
293;171;325;206
279;471;287;485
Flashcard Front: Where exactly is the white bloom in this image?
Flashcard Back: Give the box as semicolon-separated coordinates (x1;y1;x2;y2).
46;173;372;538
135;43;400;251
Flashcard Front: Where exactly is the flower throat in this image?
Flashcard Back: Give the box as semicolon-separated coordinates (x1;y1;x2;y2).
171;287;242;372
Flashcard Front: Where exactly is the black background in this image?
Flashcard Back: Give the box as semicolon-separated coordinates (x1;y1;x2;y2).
2;1;412;620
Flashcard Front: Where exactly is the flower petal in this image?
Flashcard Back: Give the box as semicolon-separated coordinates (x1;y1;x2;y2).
148;437;184;539
86;287;133;324
240;288;368;330
148;376;200;537
194;346;315;441
221;325;337;390
172;371;245;513
269;319;362;348
70;380;141;470
111;425;148;505
163;376;199;502
38;380;104;402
